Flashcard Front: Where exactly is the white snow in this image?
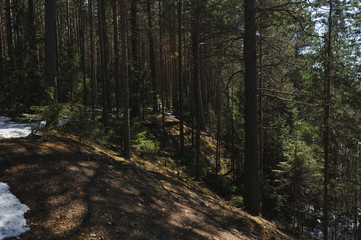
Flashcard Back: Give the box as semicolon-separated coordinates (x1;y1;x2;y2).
0;117;32;238
0;183;30;239
0;116;45;139
164;111;176;118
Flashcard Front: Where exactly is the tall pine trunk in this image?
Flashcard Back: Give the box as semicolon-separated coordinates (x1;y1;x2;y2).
216;70;221;174
323;1;332;239
113;0;121;113
258;0;263;174
79;3;87;106
146;0;158;111
5;0;13;50
89;0;97;112
0;12;3;83
98;0;111;126
120;0;130;159
130;0;140;117
244;0;260;216
178;0;184;154
159;0;166;146
192;0;201;180
44;0;58;103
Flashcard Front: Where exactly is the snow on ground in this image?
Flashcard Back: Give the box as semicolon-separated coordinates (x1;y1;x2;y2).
0;117;33;238
0;116;45;139
0;183;29;240
164;111;176;118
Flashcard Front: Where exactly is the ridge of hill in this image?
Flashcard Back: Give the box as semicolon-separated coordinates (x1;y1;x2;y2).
0;113;292;240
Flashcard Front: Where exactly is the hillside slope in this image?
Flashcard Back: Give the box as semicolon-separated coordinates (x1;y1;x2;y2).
0;123;291;240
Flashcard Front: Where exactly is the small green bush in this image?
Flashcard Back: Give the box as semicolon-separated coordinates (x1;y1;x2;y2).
30;103;68;129
230;195;244;208
132;131;160;156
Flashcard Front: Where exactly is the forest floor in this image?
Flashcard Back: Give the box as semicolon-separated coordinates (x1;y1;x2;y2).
0;114;292;240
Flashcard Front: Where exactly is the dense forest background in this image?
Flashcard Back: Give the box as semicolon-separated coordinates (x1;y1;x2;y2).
0;0;361;239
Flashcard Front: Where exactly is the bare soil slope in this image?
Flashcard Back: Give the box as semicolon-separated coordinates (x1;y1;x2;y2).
0;134;290;240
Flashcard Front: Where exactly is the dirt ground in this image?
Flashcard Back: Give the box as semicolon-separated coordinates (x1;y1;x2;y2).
0;135;291;240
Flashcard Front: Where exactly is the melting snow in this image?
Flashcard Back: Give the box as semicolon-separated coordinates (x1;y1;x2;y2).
0;117;32;238
0;116;45;139
0;183;29;239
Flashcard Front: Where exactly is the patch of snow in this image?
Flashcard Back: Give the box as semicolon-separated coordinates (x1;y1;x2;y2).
164;111;176;118
0;183;30;239
0;116;45;139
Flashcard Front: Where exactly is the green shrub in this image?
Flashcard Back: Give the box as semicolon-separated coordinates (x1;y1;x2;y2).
132;131;160;156
30;103;69;129
230;195;244;208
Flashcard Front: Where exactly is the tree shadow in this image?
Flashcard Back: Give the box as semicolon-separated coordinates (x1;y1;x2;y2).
0;137;285;240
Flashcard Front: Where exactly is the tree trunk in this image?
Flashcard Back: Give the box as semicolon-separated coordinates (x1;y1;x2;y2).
192;0;201;180
159;0;166;146
258;0;263;174
113;0;121;113
98;0;111;126
0;11;3;83
146;0;158;111
244;0;260;216
120;0;130;159
178;0;184;154
216;70;221;174
44;0;58;103
5;0;13;50
89;0;97;112
130;0;140;117
323;1;332;239
79;3;87;106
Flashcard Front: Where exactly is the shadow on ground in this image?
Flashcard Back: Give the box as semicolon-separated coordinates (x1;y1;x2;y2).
0;136;289;240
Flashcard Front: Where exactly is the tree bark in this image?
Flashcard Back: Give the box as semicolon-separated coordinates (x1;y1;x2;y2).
88;0;97;111
146;0;158;111
192;0;201;180
120;0;130;159
79;3;87;106
113;0;121;113
44;0;58;103
98;0;111;126
5;0;13;50
244;0;260;216
130;0;141;117
216;69;221;174
0;11;3;83
178;0;184;154
323;1;332;239
159;0;166;146
258;0;263;174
